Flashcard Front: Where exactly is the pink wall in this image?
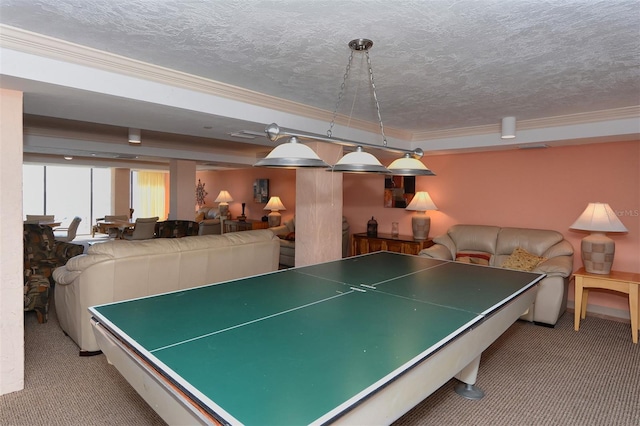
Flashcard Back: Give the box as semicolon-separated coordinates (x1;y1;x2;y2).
344;140;640;314
196;167;297;223
201;140;639;316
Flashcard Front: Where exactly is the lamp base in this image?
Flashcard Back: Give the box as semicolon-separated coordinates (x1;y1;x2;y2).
581;232;615;275
267;211;282;228
411;215;431;240
218;203;229;219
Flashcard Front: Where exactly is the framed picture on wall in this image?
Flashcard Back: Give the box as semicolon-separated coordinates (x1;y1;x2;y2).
253;179;269;203
384;175;415;208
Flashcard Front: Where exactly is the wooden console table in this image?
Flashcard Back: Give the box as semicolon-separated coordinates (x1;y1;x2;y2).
223;219;269;233
573;267;640;344
351;232;433;256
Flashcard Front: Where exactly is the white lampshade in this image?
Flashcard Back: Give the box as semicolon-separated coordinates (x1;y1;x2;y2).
214;190;233;204
501;117;516;139
406;191;438;212
332;146;390;174
387;154;436;176
570;202;628;275
570;203;628;232
264;196;286;227
405;191;438;240
264;196;286;212
254;137;330;168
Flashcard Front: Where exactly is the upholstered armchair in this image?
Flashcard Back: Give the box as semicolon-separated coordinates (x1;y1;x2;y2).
195;207;222;235
23;224;84;323
271;217;350;267
122;217;159;240
155;220;200;238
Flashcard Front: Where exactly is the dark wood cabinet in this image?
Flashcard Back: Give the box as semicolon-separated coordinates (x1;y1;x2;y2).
351;232;433;256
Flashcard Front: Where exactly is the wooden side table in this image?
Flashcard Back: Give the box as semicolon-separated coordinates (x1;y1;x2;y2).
351;232;433;256
573;267;640;344
223;219;269;233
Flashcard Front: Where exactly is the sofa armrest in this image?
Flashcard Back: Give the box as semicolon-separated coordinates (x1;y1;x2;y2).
52;253;111;285
533;255;573;278
270;225;289;237
419;244;454;260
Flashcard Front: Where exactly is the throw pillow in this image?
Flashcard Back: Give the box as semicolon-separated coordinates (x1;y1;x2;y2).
456;251;491;266
284;232;295;241
195;212;205;223
501;247;547;271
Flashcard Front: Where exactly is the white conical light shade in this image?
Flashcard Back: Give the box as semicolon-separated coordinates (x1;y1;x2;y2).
254;137;330;168
332;146;390;174
570;202;628;232
214;190;233;203
264;196;286;211
388;154;436;176
406;191;438;212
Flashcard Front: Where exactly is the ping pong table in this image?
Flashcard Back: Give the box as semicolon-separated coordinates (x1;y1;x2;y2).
89;251;543;425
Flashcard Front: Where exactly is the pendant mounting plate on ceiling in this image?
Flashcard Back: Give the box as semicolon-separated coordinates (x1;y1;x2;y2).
348;38;373;51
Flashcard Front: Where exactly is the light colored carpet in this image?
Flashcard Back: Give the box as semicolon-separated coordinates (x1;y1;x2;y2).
2;296;638;425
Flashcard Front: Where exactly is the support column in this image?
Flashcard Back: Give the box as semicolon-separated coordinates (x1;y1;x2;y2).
0;89;25;395
295;142;343;267
169;159;196;220
112;168;131;217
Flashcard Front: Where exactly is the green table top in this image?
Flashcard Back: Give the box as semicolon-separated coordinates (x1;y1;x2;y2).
91;251;543;425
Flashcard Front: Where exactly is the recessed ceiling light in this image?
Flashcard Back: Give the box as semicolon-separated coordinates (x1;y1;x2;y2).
203;126;213;130
64;155;73;160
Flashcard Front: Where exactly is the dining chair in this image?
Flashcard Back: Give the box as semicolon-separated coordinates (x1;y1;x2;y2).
122;217;159;240
53;216;82;242
26;214;55;223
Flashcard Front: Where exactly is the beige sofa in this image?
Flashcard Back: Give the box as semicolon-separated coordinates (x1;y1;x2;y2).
53;230;279;354
419;224;574;326
270;217;350;267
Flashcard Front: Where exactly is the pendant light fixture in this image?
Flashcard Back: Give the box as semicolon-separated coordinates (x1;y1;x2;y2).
254;136;330;168
254;39;435;176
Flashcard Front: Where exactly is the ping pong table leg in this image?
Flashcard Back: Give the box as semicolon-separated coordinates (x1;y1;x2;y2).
454;355;485;400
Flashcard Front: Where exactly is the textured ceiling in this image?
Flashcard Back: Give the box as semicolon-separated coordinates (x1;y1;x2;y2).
2;0;639;133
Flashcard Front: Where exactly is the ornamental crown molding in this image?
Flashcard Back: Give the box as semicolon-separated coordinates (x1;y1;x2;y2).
411;106;640;141
2;25;637;143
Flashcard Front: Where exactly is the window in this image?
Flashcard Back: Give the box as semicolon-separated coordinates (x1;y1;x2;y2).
22;165;112;235
131;170;167;220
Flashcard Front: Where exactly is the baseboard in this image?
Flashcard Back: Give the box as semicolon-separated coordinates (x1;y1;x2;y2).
566;301;631;324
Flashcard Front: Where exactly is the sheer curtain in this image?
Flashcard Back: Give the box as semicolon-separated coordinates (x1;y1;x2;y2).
134;171;167;220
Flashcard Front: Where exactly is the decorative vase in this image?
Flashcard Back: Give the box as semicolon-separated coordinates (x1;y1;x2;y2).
238;203;247;221
367;216;378;237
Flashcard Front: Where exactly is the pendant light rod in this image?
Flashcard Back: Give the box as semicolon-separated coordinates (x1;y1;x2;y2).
264;123;424;159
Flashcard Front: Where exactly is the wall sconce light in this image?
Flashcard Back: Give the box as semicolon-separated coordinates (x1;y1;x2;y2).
501;117;516;139
570;202;628;274
128;128;141;144
405;191;438;240
264;196;287;227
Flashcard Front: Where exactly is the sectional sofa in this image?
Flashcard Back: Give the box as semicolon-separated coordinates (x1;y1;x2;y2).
53;230;280;354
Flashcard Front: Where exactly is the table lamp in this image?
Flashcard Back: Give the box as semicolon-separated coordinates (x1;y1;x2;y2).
405;191;438;240
570;202;628;274
214;190;233;219
264;196;286;227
